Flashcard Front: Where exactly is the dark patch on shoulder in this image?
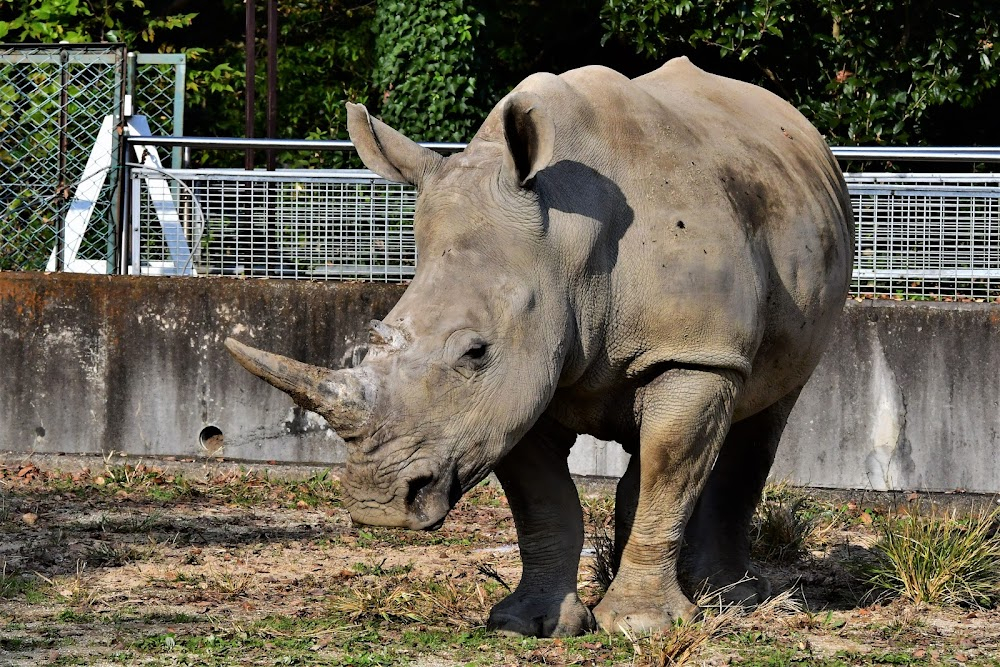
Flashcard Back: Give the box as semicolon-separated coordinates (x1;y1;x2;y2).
719;166;776;232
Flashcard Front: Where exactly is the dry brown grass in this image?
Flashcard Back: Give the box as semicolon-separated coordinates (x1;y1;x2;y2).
328;574;499;628
625;588;803;666
751;482;815;565
205;560;259;599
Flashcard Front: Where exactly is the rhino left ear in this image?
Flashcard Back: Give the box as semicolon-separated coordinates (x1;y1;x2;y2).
346;102;443;187
502;92;555;187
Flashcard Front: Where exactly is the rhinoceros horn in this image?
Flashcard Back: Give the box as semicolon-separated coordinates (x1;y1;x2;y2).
224;337;373;436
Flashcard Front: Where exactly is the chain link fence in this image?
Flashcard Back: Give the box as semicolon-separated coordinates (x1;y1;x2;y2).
0;44;125;272
129;53;185;168
0;44;183;273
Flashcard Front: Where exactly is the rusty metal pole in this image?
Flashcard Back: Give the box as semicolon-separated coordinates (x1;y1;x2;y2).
56;47;69;270
244;0;256;170
266;0;278;171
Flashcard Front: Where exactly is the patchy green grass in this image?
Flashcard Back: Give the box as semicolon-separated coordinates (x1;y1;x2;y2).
0;564;47;602
3;460;1000;666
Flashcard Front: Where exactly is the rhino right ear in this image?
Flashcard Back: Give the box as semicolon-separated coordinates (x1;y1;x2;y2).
346;102;443;187
501;91;555;187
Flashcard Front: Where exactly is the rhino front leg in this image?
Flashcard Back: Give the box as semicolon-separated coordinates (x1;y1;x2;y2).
487;417;596;637
683;387;803;605
594;367;742;634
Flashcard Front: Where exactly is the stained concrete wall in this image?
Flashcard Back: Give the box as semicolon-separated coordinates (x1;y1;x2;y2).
1;273;998;492
0;273;404;464
776;299;1000;493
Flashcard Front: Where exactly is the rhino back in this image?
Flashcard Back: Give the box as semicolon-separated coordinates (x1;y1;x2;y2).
516;59;852;423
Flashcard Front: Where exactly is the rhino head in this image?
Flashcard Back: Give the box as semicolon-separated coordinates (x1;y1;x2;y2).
227;93;573;530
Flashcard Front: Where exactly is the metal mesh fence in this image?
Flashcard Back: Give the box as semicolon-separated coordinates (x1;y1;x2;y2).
131;53;185;167
0;44;124;273
0;45;184;274
131;168;417;281
845;173;1000;300
130;163;1000;301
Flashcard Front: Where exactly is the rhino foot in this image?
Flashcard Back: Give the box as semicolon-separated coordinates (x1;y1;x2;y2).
592;585;697;634
487;591;595;637
694;569;772;608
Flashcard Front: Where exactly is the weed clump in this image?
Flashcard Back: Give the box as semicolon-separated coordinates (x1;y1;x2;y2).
0;562;38;599
582;494;617;593
751;483;815;565
866;505;1000;608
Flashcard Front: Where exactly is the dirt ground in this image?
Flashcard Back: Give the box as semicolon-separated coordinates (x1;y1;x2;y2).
1;453;999;666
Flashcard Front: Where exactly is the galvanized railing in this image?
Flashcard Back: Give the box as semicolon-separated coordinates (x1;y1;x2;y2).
846;173;1000;300
129;167;418;281
124;138;1000;301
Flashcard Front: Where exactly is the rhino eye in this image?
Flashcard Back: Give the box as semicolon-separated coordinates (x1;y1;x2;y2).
464;343;487;361
454;342;488;378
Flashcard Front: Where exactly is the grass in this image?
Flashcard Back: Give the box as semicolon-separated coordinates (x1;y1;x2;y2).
751;482;816;565
583;493;617;593
1;562;42;600
865;505;1000;607
351;559;414;576
618;589;803;667
328;572;501;628
83;540;143;567
4;460;1000;666
8;459;345;509
205;562;258;599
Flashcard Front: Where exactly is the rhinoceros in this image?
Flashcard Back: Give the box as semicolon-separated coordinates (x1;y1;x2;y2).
225;56;854;636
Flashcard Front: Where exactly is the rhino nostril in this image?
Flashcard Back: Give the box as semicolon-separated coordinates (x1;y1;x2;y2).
405;474;435;508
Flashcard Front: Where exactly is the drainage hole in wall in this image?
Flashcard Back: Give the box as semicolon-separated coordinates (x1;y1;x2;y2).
199;425;225;455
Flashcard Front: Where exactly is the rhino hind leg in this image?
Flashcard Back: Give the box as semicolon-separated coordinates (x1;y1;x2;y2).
682;387;804;606
593;368;742;634
487;418;596;638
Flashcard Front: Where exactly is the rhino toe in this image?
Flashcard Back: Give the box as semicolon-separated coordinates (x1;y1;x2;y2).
487;591;595;637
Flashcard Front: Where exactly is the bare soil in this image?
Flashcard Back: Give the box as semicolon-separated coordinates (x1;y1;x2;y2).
1;454;999;666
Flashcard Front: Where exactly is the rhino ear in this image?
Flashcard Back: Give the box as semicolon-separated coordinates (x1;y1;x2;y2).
346;102;443;187
502;92;555;187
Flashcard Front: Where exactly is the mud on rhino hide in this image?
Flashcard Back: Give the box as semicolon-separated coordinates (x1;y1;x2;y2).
226;56;855;637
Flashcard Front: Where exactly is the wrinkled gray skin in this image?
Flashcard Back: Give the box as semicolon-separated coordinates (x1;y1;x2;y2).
226;57;854;637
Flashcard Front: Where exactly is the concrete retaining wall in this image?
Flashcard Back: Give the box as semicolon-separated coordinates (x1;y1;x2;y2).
1;273;998;492
0;273;405;465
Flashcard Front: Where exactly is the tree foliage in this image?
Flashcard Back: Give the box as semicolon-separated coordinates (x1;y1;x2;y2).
601;0;1000;145
2;0;997;151
372;0;486;143
0;0;195;43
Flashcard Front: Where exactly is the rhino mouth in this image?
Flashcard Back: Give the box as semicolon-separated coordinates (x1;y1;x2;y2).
403;468;462;530
345;465;461;531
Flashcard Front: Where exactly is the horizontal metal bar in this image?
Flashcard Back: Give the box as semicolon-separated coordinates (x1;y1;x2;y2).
125;135;465;153
0;53;120;65
849;185;1000;198
832;147;1000;163
855;269;1000;280
130;167;383;181
846;173;1000;184
127;136;1000;164
133;53;185;65
0;42;122;50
